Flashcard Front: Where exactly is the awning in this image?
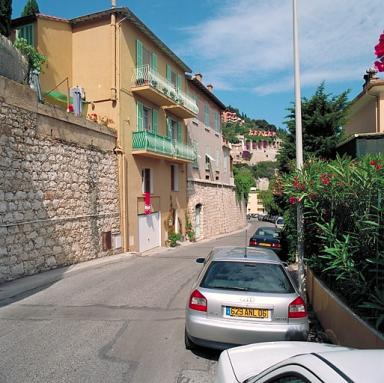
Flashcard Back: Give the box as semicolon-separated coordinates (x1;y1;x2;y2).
205;153;216;162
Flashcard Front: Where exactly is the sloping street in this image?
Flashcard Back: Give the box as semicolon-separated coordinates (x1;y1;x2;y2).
0;223;261;383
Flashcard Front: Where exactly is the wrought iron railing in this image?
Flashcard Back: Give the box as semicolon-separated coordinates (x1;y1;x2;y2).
132;65;199;115
132;130;196;161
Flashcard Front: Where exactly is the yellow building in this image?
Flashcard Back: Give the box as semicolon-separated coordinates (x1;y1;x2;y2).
12;8;198;252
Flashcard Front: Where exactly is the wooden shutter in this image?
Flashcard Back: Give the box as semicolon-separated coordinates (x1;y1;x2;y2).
176;74;182;91
166;117;172;138
151;53;158;72
166;64;172;82
137;101;144;131
136;40;143;67
152;109;158;134
177;121;182;142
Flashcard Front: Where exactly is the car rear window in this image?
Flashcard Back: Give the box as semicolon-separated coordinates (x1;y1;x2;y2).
255;228;278;238
277;218;284;224
200;261;295;293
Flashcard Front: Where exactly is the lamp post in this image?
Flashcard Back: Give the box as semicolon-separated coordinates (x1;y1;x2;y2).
292;0;306;300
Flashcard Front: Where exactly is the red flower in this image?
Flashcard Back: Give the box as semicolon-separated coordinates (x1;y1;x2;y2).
320;173;330;186
370;160;376;166
376;164;383;170
289;196;298;205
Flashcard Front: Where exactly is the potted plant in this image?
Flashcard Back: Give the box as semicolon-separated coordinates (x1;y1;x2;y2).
167;231;182;247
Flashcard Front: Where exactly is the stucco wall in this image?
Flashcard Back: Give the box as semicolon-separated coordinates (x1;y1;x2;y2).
345;97;377;135
187;179;246;240
0;76;121;282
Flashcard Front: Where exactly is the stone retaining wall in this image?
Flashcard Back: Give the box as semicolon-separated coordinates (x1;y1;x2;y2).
0;35;28;83
0;75;121;282
187;179;246;240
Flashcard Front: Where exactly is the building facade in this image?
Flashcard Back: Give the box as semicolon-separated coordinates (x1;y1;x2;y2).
12;8;198;252
186;75;246;240
231;134;282;165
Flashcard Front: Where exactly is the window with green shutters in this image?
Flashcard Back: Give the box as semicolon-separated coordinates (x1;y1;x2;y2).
204;104;210;127
17;24;35;46
152;109;158;134
136;40;143;67
166;64;181;90
137;39;158;72
177;121;182;142
137;101;144;131
167;117;181;141
214;111;220;132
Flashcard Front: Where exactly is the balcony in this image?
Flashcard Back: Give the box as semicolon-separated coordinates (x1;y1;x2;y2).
132;130;196;163
131;65;198;119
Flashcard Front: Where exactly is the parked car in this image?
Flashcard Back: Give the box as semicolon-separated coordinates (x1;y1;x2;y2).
215;341;384;383
249;226;282;255
275;216;285;230
185;247;308;350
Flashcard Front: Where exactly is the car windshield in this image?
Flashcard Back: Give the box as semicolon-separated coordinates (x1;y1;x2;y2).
200;261;294;293
254;228;278;238
277;218;284;224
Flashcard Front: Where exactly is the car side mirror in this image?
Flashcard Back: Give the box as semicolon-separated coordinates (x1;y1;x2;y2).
195;257;205;264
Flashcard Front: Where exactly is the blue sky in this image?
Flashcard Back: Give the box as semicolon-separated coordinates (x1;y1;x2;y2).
12;0;384;129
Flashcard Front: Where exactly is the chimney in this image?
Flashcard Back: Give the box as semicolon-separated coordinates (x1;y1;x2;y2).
194;73;203;82
207;84;213;92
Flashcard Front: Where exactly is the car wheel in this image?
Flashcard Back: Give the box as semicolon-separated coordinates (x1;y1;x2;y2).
184;329;196;350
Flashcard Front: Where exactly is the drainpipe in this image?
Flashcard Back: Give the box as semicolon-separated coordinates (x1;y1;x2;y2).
111;9;117;101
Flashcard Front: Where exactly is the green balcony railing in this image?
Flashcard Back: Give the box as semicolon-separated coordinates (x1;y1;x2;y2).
132;130;196;162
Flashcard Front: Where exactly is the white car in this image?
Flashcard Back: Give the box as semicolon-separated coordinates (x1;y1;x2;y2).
215;341;384;383
275;216;284;231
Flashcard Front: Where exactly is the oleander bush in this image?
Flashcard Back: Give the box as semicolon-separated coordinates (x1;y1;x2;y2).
280;155;384;332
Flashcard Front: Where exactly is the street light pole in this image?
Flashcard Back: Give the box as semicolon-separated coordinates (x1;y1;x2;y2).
292;0;306;300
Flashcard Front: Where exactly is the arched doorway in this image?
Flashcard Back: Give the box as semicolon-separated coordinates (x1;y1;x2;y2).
195;203;202;239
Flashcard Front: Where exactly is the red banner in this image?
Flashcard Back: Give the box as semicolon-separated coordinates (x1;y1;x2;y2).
144;192;151;215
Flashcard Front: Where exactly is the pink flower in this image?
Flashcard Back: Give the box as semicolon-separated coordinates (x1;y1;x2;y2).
370;160;376;166
376;164;383;170
289;196;298;205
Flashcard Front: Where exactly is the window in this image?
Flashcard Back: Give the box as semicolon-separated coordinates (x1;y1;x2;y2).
214;111;220;131
142;168;153;194
166;64;182;90
171;164;179;192
200;261;294;293
137;102;158;133
17;24;34;46
204;104;210;127
136;40;158;71
167;117;182;141
223;151;228;173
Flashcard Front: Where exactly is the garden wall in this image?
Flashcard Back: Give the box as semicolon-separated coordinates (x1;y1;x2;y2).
0;75;121;282
307;269;384;349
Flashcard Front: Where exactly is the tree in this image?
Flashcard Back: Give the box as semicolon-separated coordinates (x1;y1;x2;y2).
252;161;277;180
0;0;12;37
277;83;350;173
21;0;39;17
233;165;255;200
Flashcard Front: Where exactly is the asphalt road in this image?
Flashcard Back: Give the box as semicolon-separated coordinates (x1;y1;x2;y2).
0;221;265;383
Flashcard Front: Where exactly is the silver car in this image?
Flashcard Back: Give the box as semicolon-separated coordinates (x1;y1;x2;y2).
215;341;384;382
185;246;308;350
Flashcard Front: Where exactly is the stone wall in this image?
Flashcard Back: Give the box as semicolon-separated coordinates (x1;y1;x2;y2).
0;34;28;83
187;179;246;240
0;76;121;282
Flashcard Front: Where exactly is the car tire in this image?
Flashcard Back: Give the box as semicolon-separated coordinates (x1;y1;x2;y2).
184;329;196;350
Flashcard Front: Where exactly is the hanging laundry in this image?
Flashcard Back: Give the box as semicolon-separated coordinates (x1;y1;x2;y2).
70;86;85;116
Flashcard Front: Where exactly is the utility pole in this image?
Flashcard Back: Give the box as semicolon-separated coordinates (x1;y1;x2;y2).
292;0;306;301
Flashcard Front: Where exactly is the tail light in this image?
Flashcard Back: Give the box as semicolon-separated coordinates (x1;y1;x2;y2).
249;239;258;246
288;296;307;318
189;290;207;312
271;242;281;248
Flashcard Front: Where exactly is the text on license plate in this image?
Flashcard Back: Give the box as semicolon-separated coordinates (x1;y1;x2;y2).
226;306;270;319
259;242;271;247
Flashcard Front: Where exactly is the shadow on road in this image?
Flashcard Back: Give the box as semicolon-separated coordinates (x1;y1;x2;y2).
190;346;221;361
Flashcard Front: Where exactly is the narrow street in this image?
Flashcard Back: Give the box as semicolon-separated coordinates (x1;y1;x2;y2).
0;223;263;383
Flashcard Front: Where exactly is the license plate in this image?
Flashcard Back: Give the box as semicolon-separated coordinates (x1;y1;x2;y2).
226;306;270;319
259;242;271;247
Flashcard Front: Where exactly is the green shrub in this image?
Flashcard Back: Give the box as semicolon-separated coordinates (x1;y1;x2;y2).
281;155;384;332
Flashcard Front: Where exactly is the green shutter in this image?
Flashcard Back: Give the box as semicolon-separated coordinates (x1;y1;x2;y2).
151;53;158;72
137;101;144;131
152;109;158;134
136;40;143;67
176;74;182;91
166;64;171;82
166;117;172;138
177;121;182;142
